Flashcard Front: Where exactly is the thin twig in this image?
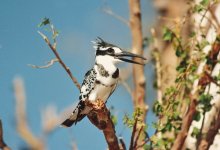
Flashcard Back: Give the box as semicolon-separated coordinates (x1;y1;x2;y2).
119;137;127;150
133;125;144;149
38;31;81;90
102;7;129;26
129;119;138;150
196;111;206;149
28;58;59;69
120;80;133;99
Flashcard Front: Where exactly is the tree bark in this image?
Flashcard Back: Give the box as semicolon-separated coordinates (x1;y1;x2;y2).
87;101;120;150
129;0;147;148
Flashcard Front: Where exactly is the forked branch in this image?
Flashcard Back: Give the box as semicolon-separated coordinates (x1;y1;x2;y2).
37;30;81;90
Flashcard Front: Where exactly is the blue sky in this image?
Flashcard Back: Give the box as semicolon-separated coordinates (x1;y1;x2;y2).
0;0;156;149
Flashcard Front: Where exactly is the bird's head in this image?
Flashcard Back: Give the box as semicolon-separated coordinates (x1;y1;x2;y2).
93;37;146;65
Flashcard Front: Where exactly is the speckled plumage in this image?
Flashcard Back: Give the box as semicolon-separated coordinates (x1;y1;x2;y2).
61;63;119;127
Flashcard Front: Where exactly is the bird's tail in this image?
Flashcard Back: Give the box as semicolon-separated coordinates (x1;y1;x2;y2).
61;114;86;127
61;101;87;127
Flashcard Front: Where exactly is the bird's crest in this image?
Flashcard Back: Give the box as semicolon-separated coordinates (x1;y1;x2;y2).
92;37;116;50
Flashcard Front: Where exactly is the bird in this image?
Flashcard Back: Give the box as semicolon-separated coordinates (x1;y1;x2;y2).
61;37;146;127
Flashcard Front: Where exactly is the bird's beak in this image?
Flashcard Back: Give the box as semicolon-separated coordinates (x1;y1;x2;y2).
115;51;146;65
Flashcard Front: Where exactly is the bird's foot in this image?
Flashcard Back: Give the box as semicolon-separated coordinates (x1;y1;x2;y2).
93;99;105;109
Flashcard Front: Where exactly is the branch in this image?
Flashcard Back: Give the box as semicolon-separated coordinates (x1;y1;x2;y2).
38;22;120;149
208;5;220;30
129;0;147;148
86;100;120;150
0;120;11;150
38;31;81;90
129;119;137;150
13;77;44;150
28;58;59;69
198;110;220;150
119;138;126;150
151;28;163;104
171;35;220;150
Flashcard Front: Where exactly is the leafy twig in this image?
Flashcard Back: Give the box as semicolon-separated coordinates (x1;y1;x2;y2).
129;119;137;150
133;125;144;149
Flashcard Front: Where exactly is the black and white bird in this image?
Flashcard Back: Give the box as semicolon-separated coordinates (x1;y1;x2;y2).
61;37;146;127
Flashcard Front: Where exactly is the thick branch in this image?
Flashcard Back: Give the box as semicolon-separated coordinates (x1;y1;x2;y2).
0;120;11;150
198;111;220;150
87;101;120;150
129;0;147;148
171;98;197;150
171;36;220;150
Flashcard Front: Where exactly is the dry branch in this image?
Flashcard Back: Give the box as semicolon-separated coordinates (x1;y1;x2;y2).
0;120;11;150
14;77;44;150
129;0;147;148
28;58;59;69
38;31;81;90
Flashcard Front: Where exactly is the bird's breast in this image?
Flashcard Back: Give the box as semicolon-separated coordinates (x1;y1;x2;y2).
88;78;118;102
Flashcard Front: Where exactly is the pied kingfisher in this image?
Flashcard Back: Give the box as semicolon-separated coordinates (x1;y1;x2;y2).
61;37;146;127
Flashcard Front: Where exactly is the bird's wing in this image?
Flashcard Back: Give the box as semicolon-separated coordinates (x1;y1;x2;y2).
79;68;97;101
61;69;97;127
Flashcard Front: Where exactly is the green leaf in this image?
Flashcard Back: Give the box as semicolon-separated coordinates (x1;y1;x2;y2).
191;64;198;72
193;111;201;121
200;39;209;49
163;27;174;41
111;115;118;126
153;101;163;116
175;45;184;57
198;94;213;112
38;17;50;27
200;0;209;6
194;4;204;13
176;60;188;73
190;31;196;38
162;122;172;132
191;127;200;138
144;144;151;150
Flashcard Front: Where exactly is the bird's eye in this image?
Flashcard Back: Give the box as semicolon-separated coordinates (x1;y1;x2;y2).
107;48;114;54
